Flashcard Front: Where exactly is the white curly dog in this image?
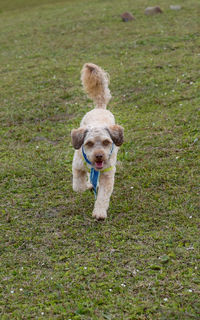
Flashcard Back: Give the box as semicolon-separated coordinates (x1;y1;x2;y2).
71;63;124;220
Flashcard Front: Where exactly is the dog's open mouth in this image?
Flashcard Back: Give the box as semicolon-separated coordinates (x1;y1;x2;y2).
95;161;104;170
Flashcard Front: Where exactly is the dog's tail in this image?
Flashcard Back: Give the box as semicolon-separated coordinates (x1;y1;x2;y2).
81;63;112;109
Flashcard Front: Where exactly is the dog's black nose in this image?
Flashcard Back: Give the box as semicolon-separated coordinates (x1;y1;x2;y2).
96;154;103;160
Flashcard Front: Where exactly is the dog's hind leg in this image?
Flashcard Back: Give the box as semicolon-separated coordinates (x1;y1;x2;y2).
92;170;115;220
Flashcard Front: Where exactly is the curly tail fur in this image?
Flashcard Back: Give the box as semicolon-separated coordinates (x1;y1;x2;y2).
81;63;112;109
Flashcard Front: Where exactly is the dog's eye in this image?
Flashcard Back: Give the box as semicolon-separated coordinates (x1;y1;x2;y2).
103;139;111;146
85;141;94;148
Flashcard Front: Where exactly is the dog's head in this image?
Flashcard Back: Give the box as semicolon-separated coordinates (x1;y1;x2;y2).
71;125;124;170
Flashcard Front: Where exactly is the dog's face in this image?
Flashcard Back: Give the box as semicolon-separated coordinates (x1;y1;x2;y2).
71;125;124;170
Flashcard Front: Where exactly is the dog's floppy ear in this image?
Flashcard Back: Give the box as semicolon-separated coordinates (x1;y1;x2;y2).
106;125;124;146
71;128;87;149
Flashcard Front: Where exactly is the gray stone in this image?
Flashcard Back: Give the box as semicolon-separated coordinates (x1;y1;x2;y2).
145;6;163;15
170;5;182;10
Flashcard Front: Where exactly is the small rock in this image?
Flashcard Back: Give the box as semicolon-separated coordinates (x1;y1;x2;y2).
121;12;135;22
145;6;163;15
170;5;181;10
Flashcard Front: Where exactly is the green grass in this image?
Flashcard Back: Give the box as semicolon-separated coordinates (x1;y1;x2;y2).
0;0;200;319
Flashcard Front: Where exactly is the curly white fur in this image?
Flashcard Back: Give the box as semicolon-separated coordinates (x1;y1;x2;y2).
81;63;111;109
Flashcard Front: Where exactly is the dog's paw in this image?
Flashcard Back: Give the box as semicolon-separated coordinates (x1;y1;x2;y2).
73;184;86;192
86;181;93;190
92;209;107;220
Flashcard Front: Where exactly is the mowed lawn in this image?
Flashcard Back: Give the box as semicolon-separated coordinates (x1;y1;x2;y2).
0;0;199;319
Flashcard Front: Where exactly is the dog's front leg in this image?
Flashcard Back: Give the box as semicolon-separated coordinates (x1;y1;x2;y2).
72;150;92;192
73;168;92;192
92;170;115;220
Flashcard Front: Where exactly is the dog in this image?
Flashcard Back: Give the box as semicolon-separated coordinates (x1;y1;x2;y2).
71;63;124;220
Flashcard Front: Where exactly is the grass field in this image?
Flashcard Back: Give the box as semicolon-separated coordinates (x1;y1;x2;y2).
0;0;200;319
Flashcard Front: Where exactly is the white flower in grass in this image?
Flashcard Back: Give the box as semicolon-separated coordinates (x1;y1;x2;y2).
186;247;194;251
121;283;126;287
19;288;23;292
10;290;14;294
188;289;193;292
163;298;168;301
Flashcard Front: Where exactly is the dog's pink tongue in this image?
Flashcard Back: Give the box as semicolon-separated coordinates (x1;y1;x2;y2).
95;161;103;169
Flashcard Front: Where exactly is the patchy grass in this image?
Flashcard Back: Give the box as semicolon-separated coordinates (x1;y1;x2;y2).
0;0;199;319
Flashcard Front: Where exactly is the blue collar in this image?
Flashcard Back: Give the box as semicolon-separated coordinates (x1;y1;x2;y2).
82;143;114;198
